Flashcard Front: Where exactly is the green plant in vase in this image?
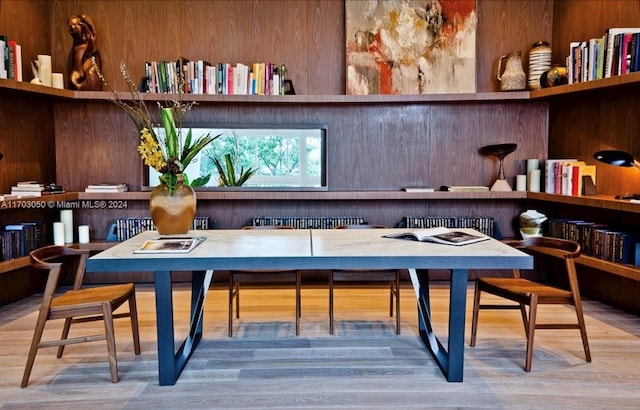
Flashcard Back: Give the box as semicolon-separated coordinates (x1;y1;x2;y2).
96;62;219;194
213;153;257;187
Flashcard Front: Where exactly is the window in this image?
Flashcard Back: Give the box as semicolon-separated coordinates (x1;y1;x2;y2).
146;125;327;190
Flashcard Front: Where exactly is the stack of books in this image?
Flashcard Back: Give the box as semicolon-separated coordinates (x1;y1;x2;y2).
143;59;287;95
250;216;366;229
1;221;45;260
403;216;497;237
85;183;128;193
115;216;210;241
0;35;22;81
544;159;596;195
10;181;65;197
548;218;638;265
567;27;640;84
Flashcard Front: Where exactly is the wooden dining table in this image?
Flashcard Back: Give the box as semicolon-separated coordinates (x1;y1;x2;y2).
86;228;532;386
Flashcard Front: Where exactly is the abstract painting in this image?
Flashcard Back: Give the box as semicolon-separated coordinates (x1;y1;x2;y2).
346;0;477;95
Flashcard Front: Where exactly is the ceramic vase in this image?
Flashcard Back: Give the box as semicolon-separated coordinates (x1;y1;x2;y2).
497;51;526;91
149;174;196;235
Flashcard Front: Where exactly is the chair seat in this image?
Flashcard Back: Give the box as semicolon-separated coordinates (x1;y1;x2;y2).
478;277;573;302
50;284;136;316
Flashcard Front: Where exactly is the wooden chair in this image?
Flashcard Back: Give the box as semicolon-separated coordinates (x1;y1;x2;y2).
329;225;402;335
470;236;591;372
21;245;141;387
229;225;301;336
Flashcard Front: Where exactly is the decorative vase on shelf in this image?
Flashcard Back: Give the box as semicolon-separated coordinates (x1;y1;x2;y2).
519;209;547;238
497;51;526;91
149;174;196;235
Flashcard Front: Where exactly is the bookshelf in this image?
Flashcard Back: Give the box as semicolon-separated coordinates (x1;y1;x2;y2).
1;0;640;312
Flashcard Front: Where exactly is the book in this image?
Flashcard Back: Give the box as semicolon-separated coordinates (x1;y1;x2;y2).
383;227;490;246
134;236;206;254
440;185;489;192
604;28;640;78
402;187;435;192
85;183;128;193
544;159;576;194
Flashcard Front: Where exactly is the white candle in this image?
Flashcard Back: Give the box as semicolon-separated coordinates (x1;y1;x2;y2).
37;54;52;86
53;222;65;246
527;158;540;173
60;210;73;243
78;225;90;244
516;174;527;191
51;73;64;89
528;169;541;192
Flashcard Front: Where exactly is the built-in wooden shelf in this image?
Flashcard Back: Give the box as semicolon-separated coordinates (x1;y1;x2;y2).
530;71;640;99
527;192;640;213
0;256;30;274
576;255;640;281
0;78;531;103
5;72;640;104
77;190;527;201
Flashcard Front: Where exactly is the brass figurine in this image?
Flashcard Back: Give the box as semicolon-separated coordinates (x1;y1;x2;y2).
67;14;103;91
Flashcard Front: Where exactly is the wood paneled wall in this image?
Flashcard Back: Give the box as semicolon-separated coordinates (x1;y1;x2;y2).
44;0;553;94
0;0;555;240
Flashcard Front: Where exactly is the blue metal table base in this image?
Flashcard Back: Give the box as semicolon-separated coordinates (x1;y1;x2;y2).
411;268;468;382
153;268;466;385
154;269;213;386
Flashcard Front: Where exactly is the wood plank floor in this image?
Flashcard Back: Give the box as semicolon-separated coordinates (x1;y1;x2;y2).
1;282;640;409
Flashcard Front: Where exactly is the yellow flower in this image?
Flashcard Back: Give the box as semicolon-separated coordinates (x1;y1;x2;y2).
137;128;166;172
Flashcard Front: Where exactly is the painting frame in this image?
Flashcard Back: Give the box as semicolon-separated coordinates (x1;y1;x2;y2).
345;0;477;95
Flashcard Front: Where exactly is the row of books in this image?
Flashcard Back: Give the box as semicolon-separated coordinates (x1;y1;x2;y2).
115;216;210;241
143;59;287;95
9;181;65;197
0;35;22;81
402;216;498;238
567;28;640;84
548;218;638;266
1;221;45;261
544;159;596;196
250;216;366;230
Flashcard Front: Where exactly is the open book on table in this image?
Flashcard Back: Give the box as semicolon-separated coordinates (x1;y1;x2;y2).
383;227;490;246
134;236;207;254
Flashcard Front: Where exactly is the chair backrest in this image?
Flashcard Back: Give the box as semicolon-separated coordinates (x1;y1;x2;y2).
336;224;387;229
29;245;90;313
507;236;580;260
508;236;581;296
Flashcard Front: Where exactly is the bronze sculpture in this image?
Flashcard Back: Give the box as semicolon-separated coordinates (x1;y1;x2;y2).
67;14;103;91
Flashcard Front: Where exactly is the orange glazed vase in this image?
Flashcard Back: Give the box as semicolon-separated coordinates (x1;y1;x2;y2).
149;174;196;235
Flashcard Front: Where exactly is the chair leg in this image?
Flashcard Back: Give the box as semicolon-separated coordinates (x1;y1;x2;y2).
329;272;334;335
389;281;394;317
128;291;141;355
102;303;119;383
524;295;538;372
394;272;401;335
235;282;240;319
228;274;234;337
519;303;530;338
573;298;592;362
56;317;73;358
21;308;49;388
470;281;481;347
295;271;301;336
